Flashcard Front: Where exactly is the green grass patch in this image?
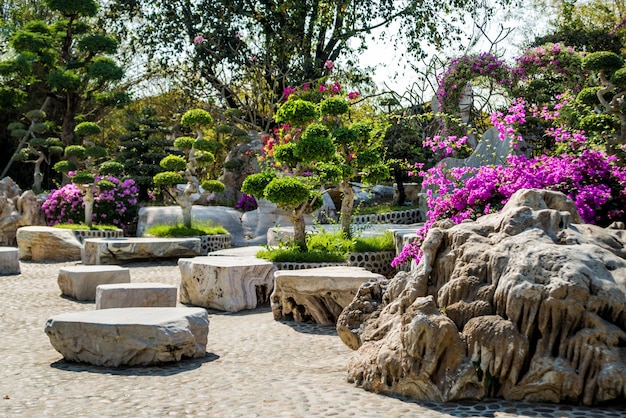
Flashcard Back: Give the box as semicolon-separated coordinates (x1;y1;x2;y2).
257;230;395;263
355;202;419;216
53;223;119;231
145;222;228;237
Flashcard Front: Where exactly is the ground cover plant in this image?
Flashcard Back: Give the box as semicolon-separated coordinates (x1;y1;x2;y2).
145;222;228;237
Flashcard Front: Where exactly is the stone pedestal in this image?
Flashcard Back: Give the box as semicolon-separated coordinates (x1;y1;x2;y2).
82;237;201;265
96;283;178;309
0;246;20;275
58;265;130;301
271;266;384;325
178;256;276;312
45;307;208;367
16;226;82;261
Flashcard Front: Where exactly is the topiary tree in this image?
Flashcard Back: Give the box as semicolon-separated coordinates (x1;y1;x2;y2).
52;121;124;227
152;109;225;228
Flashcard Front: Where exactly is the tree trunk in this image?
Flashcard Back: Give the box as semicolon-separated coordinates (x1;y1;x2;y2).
394;168;406;206
339;179;354;238
291;206;307;251
82;184;94;227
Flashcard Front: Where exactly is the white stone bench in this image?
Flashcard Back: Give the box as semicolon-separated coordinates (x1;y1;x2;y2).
96;283;178;309
271;266;385;325
45;307;208;367
82;237;201;265
58;265;130;301
178;256;276;312
0;246;20;275
16;226;82;261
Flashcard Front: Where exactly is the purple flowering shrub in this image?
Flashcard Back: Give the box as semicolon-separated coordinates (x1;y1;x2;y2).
234;193;258;211
42;176;139;232
392;150;626;267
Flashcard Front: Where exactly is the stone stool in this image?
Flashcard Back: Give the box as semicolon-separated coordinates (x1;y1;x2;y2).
45;307;209;367
271;266;385;325
178;256;276;312
0;246;20;275
96;282;178;309
58;265;130;301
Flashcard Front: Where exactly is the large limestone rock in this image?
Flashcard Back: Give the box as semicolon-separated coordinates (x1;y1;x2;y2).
272;267;385;325
45;307;208;367
337;188;626;405
16;226;82;261
178;256;276;312
0;177;46;246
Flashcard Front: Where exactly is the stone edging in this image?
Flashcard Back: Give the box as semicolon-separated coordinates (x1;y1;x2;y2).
351;208;422;225
72;229;124;244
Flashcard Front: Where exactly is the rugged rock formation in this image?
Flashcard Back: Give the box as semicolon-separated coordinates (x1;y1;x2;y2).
0;177;46;245
337;188;626;405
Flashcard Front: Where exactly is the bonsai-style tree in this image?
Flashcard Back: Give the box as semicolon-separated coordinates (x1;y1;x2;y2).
242;98;336;250
153;109;225;228
52;121;124;227
9;109;64;193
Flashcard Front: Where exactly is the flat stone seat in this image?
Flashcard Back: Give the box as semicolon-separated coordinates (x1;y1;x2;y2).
96;282;178;309
82;237;201;265
58;265;130;301
16;226;82;261
178;256;276;312
45;307;208;367
0;246;20;275
271;266;385;325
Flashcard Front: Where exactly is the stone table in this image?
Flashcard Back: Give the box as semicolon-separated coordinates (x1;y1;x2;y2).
271;266;385;325
178;256;276;312
82;237;201;264
45;307;209;367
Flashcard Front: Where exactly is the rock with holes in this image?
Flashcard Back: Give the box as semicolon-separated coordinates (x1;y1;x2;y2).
337;188;626;405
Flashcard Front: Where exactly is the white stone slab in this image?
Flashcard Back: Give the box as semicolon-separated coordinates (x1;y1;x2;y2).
16;226;82;261
82;237;201;265
178;256;276;312
0;246;20;275
96;282;178;309
58;265;130;301
271;266;385;325
45;307;208;367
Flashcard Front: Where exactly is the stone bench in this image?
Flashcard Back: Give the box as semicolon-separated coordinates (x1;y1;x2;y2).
58;265;130;301
82;237;201;265
16;226;82;261
0;246;20;275
45;307;208;367
178;256;276;312
271;266;385;325
96;283;178;309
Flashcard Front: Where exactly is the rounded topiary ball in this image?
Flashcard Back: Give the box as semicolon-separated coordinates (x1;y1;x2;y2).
274;99;319;125
320;97;349;116
264;176;310;208
582;51;624;72
72;170;95;184
74;121;102;136
153;171;184;187
159;155;187;171
201;179;225;193
181;109;213;126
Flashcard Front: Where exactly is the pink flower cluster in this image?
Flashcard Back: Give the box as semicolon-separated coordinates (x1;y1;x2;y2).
423;135;468;157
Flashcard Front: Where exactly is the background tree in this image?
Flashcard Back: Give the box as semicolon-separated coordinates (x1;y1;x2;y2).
0;0;128;188
101;0;515;132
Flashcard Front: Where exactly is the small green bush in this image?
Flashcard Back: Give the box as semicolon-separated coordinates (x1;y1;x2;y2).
264;177;310;208
145;222;228;237
181;109;213;126
274;99;319;125
173;136;195;149
153;171;183;186
159;154;187;171
582;51;624;72
320;97;349;116
53;223;119;231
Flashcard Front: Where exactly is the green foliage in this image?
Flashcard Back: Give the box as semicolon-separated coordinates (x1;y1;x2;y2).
611;67;626;90
579;113;619;134
274;143;300;167
94;91;131;108
72;170;95;184
320;97;349;116
153;171;183;186
194;139;218;153
181;108;213;126
363;163;391;184
99;161;124;176
53;223;119;231
146;222;228;237
52;160;76;173
332;127;358;145
241;170;276;198
582;51;624;72
74;121;101;136
85;146;107;159
264;176;310;209
159;154;187;171
96;179;116;190
47;69;81;91
77;35;118;54
352;231;394;252
274;99;319;125
201;179;225;193
257;247;347;263
87;57;123;81
194;150;216;164
223;159;243;170
64;145;87;158
355;151;380;168
296;123;334;161
576;87;602;106
43;0;98;17
173;136;195;149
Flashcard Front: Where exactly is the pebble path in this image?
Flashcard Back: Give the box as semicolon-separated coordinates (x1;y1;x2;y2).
1;260;625;417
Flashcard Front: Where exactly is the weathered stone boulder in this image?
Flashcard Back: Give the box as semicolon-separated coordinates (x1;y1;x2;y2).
0;177;46;246
45;307;209;367
16;226;82;261
82;237;201;264
337;188;626;405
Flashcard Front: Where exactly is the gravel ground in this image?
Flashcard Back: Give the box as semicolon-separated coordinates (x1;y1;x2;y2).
1;259;624;418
